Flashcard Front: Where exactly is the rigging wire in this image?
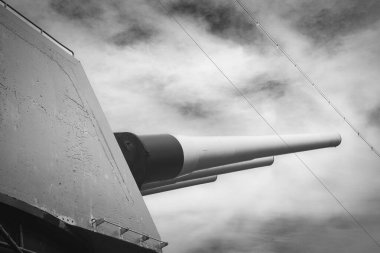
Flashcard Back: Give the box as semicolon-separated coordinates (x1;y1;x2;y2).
235;0;380;159
156;0;380;248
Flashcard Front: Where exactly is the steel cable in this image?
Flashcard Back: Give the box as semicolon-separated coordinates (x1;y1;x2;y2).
235;0;380;158
157;0;380;248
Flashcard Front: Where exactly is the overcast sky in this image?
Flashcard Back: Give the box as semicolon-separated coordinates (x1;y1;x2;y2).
11;0;380;252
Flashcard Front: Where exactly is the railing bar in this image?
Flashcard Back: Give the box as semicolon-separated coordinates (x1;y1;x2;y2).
105;220;162;242
92;218;167;244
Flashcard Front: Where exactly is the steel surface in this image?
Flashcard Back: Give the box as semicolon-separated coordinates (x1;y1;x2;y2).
0;6;160;250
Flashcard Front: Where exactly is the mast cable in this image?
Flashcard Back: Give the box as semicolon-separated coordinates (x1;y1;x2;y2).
235;0;380;158
157;0;380;248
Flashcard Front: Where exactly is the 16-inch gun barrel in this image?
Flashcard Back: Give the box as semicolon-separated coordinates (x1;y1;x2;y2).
114;132;341;187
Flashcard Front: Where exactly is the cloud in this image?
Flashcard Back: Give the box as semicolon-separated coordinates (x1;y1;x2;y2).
11;0;380;252
122;75;221;121
164;0;263;45
241;76;289;100
108;24;156;46
171;101;216;119
367;105;380;129
184;214;378;253
49;0;104;23
295;0;380;45
257;80;287;98
106;1;161;46
49;0;160;46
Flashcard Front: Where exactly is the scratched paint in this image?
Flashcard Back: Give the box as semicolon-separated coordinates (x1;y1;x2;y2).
0;7;160;250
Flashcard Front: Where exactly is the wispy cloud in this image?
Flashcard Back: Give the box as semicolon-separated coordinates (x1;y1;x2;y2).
183;213;380;253
108;24;156;46
49;0;104;24
10;0;380;252
49;0;160;46
368;105;380;129
164;0;263;45
171;101;219;119
294;0;380;46
240;76;290;100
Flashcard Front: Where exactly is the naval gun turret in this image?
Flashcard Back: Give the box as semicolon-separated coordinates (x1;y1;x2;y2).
115;133;341;194
0;2;342;253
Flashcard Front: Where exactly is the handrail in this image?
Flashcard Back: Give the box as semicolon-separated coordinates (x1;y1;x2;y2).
91;218;168;249
0;0;75;57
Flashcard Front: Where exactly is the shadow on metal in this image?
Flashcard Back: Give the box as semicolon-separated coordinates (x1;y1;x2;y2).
0;193;156;253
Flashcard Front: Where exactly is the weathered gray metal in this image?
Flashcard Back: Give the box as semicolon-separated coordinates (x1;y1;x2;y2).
0;5;160;251
141;176;218;196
